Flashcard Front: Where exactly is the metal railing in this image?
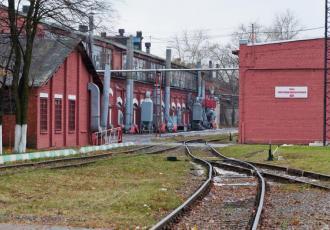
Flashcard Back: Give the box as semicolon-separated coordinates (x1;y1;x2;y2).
92;128;122;145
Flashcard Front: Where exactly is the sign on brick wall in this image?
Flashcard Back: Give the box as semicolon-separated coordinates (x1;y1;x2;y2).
275;86;308;99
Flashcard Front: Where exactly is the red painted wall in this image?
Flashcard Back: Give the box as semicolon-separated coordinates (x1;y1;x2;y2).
3;49;92;150
36;50;91;149
239;38;325;144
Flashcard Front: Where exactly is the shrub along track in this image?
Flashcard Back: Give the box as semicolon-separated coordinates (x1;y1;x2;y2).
151;141;265;230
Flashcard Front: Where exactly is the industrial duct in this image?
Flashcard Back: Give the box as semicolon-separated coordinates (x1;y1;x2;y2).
101;65;111;130
125;36;134;132
165;49;172;125
88;83;101;132
197;61;202;98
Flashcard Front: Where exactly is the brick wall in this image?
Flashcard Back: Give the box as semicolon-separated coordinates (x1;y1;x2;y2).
239;38;325;144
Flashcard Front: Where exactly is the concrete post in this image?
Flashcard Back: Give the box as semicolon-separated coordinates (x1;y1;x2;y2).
125;36;134;132
165;49;172;123
101;64;111;130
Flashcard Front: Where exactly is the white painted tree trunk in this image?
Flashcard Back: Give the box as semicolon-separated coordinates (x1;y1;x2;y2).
14;124;21;153
14;124;27;153
19;124;27;153
0;125;2;155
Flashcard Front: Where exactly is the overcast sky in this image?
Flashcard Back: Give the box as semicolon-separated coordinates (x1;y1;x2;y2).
111;0;324;57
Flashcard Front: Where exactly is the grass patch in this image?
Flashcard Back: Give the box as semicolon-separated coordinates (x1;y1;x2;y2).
0;153;192;228
217;145;330;175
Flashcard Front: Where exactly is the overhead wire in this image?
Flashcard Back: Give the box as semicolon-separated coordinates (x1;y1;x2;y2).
145;26;324;44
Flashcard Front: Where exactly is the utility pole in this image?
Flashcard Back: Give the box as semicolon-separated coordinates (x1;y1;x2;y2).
324;0;330;146
251;23;256;44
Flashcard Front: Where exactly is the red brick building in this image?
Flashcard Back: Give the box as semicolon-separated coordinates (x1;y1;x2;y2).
3;38;100;149
239;38;325;144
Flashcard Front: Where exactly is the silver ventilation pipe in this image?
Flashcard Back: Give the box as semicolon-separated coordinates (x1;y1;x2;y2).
88;83;101;132
165;49;172;124
125;36;134;132
101;65;111;130
197;61;202;98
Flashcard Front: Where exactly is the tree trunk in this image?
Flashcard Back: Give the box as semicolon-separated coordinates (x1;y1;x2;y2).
0;91;2;155
0;124;2;155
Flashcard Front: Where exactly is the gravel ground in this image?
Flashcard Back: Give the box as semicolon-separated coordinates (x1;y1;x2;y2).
260;182;330;229
172;168;257;229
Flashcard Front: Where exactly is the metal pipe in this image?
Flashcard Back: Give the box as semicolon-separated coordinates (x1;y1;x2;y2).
165;49;172;123
197;61;202;98
88;83;101;132
125;36;134;132
204;61;213;99
96;67;238;73
101;65;111;130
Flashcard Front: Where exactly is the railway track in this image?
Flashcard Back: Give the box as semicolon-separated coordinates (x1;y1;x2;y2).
0;145;179;174
207;145;330;190
151;141;265;230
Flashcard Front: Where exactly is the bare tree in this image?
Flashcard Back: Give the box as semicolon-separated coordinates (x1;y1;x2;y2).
0;31;15;154
232;10;303;46
0;0;111;153
231;22;264;46
169;30;210;66
266;9;302;41
208;43;239;95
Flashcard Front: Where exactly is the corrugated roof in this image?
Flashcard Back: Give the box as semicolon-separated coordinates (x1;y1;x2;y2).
30;37;81;86
0;36;91;87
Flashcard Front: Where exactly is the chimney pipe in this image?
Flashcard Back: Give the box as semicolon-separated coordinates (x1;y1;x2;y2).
145;42;151;54
119;29;125;36
136;31;143;38
100;32;107;38
22;5;29;14
78;25;89;33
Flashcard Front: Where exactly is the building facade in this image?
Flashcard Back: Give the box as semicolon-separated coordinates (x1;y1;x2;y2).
239;38;325;144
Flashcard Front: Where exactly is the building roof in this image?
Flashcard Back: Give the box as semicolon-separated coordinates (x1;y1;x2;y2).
244;36;323;47
1;36;99;87
30;37;81;86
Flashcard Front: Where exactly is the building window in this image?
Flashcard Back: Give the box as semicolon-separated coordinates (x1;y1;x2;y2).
55;98;62;131
40;98;48;132
68;100;76;131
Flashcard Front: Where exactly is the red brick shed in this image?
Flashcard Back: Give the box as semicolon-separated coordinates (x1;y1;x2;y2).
3;37;100;149
239;38;325;144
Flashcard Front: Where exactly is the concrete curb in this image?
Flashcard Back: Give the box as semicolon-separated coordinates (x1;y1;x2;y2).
0;142;135;164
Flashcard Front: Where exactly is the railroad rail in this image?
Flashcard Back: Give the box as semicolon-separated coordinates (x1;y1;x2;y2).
0;145;180;173
151;140;265;230
207;145;330;190
207;144;266;230
150;142;213;230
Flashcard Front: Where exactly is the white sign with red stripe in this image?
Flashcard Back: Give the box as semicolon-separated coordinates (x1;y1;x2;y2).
275;86;308;98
